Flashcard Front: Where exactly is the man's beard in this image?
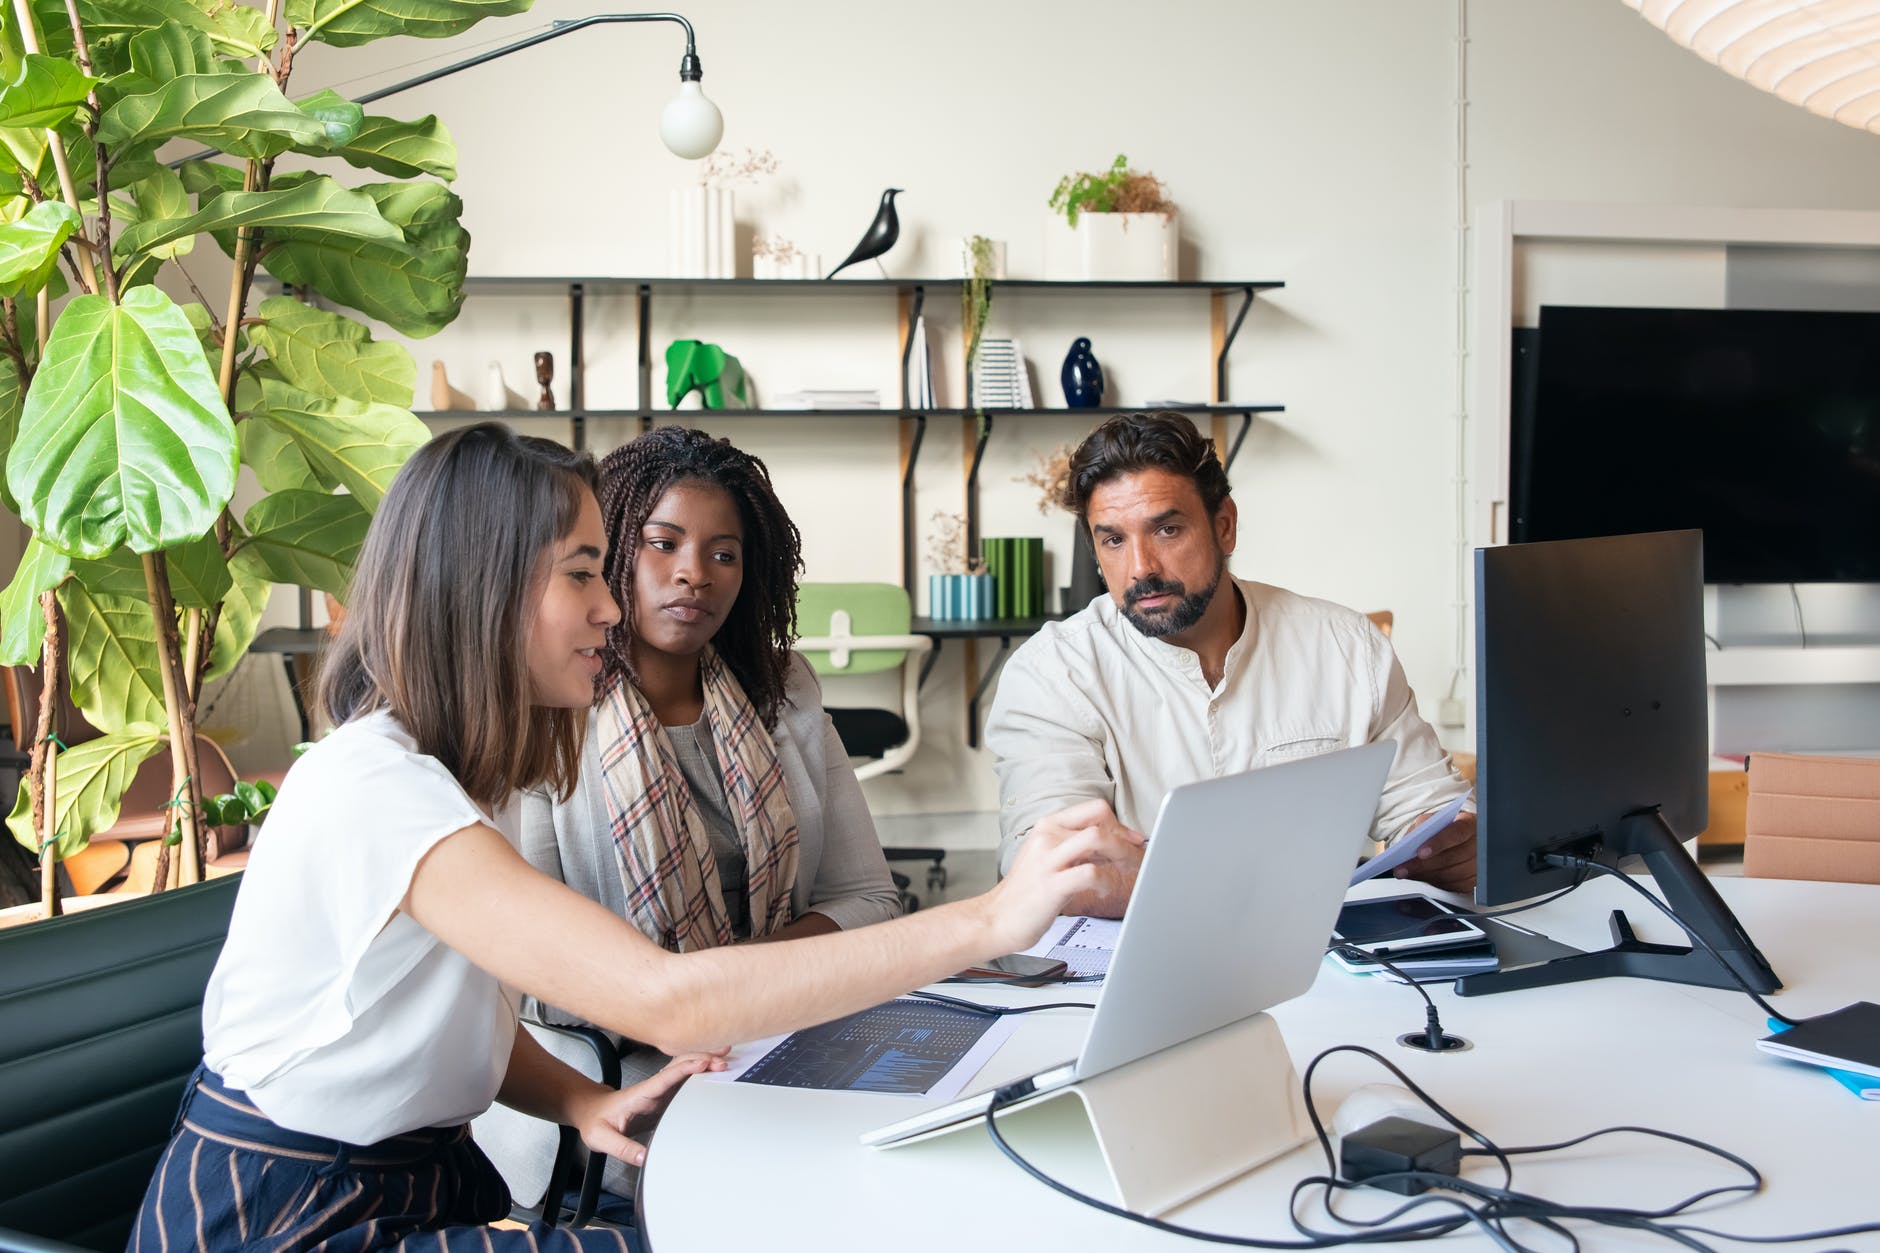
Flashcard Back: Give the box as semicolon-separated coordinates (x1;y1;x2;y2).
1120;557;1226;638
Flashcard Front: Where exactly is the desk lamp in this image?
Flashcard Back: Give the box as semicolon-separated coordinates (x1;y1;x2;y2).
356;12;724;158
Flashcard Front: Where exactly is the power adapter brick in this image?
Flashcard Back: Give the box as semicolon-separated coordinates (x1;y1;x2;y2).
1339;1116;1462;1195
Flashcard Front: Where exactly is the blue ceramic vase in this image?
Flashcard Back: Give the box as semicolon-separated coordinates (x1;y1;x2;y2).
1061;337;1104;408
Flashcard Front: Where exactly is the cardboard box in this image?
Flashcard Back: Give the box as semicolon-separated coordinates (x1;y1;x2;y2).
1744;753;1880;885
1702;766;1748;847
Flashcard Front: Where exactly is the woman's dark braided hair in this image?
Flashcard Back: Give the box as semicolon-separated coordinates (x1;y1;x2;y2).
596;427;805;730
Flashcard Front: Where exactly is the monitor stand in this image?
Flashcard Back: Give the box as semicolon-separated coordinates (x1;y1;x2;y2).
1454;806;1781;999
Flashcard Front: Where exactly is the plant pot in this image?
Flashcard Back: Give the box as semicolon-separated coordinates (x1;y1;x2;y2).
928;573;994;621
1043;211;1178;281
1076;211;1177;281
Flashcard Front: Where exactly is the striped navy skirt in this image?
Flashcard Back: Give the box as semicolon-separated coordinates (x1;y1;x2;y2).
129;1066;635;1251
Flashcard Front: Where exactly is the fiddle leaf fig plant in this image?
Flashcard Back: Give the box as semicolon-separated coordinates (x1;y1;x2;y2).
0;0;503;917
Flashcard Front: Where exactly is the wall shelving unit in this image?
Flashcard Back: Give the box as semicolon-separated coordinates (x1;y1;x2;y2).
425;275;1286;601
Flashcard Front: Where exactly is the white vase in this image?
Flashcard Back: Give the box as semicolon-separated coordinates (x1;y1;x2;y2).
1075;211;1178;281
668;187;737;278
484;361;509;411
961;238;1008;280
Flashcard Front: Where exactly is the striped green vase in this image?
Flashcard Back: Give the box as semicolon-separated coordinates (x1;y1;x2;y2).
981;536;1046;618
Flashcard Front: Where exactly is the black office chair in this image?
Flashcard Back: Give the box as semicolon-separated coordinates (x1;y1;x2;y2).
795;583;946;911
0;876;241;1251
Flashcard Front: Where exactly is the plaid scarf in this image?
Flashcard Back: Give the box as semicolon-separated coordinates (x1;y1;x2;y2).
593;650;799;951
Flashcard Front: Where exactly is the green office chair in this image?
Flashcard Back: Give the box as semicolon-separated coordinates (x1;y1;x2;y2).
795;583;946;907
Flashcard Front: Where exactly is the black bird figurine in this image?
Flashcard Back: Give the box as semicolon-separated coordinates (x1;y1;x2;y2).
826;188;903;279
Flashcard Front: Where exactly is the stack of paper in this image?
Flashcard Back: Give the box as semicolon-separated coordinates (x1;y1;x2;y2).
769;389;881;411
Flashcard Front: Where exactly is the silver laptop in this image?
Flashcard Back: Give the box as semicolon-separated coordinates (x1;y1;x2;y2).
862;741;1396;1147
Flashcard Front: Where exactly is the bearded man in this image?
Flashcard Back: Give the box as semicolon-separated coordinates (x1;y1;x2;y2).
986;411;1475;917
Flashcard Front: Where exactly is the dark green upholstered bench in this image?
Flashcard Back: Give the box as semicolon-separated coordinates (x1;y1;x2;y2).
0;877;239;1252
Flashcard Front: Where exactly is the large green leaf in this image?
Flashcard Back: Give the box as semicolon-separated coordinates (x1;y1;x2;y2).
115;174;406;258
0;351;21;513
0;537;67;666
326;112;456;180
289;0;532;47
108;167;194;262
247;376;427;509
258;180;468;336
234;489;369;598
127;22;224;81
238;407;326;493
7;730;164;860
98;72;332;162
57;579;165;733
70;535;231;610
206;548;269;681
205;549;268;684
0;199;78;297
0;53;97;130
290;87;364;149
7;286;238;559
49;0;277;62
248;295;415;406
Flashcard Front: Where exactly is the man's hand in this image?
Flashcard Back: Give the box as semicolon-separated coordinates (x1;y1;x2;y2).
1392;811;1477;894
573;1052;726;1166
1024;799;1146;920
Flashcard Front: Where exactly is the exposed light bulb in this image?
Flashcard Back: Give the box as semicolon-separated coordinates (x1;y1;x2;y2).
660;81;724;159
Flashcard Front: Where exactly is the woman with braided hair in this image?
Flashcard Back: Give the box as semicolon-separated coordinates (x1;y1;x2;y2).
476;425;901;1214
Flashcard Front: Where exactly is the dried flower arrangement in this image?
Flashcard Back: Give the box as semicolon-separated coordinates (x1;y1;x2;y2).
752;234;804;263
1048;154;1175;226
1019;443;1077;514
927;511;986;574
700;146;781;188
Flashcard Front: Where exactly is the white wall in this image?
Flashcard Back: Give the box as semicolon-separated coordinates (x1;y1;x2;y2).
25;0;1877;814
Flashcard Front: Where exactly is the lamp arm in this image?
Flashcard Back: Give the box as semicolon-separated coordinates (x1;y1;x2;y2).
355;12;701;105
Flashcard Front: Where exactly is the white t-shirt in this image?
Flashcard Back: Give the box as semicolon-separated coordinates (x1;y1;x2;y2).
203;709;522;1145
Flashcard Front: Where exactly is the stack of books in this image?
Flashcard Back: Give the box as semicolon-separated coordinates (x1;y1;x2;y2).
970;338;1032;409
769;389;881;411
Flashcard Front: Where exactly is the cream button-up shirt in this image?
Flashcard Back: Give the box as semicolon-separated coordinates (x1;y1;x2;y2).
987;579;1469;872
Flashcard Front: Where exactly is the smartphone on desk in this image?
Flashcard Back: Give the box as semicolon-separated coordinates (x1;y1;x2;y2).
1331;893;1487;957
950;953;1069;985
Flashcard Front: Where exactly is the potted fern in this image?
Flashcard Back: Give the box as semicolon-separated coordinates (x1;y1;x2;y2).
0;0;492;918
1044;153;1178;281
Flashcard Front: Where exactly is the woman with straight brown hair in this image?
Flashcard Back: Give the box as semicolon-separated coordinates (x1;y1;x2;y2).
129;422;1126;1252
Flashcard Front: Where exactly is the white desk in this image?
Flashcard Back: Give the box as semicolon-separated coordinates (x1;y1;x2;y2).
641;876;1880;1251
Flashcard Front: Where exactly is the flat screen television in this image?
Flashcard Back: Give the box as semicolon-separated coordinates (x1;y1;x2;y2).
1510;305;1880;583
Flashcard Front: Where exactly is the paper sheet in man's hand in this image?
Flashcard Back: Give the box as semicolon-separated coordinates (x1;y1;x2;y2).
1350;791;1472;886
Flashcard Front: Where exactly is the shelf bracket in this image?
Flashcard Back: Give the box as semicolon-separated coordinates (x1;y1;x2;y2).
967;634;1017;750
637;282;653;434
964;412;994;552
901;411;928;599
568;282;586;450
1223;410;1253;471
899;284;926;408
1215;285;1256;403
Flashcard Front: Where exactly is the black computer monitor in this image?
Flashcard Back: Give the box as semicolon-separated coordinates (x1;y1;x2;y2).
1454;530;1781;998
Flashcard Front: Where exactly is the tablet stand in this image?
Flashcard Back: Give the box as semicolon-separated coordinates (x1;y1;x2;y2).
988;1011;1307;1216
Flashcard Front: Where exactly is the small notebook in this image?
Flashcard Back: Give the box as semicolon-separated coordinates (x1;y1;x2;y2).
1763;1017;1880;1100
1757;1002;1880;1079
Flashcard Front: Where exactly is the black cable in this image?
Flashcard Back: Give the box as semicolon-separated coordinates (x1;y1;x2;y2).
1326;945;1453;1050
1788;583;1807;649
1546;856;1797;1026
905;990;1094;1017
983;1039;1864;1250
